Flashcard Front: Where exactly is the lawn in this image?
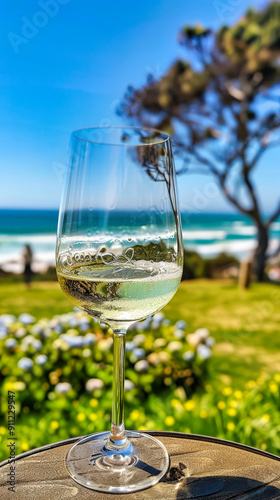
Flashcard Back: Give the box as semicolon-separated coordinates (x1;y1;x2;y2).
1;278;279;388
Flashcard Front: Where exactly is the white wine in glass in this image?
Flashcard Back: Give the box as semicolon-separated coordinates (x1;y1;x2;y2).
57;260;182;325
56;126;183;493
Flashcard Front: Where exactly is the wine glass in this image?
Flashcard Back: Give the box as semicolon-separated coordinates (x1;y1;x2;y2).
56;126;183;493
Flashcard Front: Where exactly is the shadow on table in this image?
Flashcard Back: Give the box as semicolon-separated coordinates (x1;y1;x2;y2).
175;475;280;499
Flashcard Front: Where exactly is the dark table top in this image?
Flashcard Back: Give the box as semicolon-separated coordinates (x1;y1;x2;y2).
1;431;280;499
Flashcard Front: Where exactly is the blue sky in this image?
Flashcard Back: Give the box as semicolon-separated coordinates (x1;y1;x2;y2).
0;0;278;215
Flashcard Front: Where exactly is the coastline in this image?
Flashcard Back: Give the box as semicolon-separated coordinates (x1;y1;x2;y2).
1;210;279;275
1;232;279;275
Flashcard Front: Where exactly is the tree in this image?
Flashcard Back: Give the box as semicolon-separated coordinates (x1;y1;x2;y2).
121;2;280;281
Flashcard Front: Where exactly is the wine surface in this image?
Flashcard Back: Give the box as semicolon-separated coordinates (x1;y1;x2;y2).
57;259;181;327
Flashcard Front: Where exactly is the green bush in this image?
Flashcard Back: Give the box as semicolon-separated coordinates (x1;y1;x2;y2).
1;310;279;460
183;251;239;280
0;311;212;459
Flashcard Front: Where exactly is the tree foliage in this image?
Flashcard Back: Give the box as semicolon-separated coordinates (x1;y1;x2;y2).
121;2;280;279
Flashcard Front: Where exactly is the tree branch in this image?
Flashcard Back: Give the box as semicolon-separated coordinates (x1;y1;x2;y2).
219;179;253;217
187;146;254;217
185;147;220;176
248;140;280;171
266;201;280;227
242;167;261;224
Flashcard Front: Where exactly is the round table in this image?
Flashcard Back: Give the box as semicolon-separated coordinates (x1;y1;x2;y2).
1;432;280;499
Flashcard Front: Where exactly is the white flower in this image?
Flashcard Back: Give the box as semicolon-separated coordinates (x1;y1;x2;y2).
134;334;145;346
124;380;135;391
55;382;72;394
132;348;145;360
82;348;91;358
151;320;161;330
175;320;187;330
135;317;151;331
147;353;160;366
60;334;84;348
168;341;182;352
79;321;90;332
126;341;136;352
48;318;60;329
0;328;7;339
18;313;35;325
135;322;144;331
18;357;33;371
22;335;33;344
187;333;200;347
206;337;215;347
158;351;170;363
84;333;96;345
139;317;152;330
86;378;104;392
5;338;17;349
76;314;90;331
52;338;69;351
38;318;49;328
98;338;113;351
15;328;26;339
195;328;210;341
153;312;164;322
153;338;166;348
162;319;171;326
134;360;149;373
36;354;48;365
32;339;42;351
0;315;16;327
68;317;79;327
174;329;185;339
53;325;62;334
41;328;52;339
22;335;42;351
21;335;35;349
197;344;211;360
59;314;73;325
183;351;195;362
151;313;165;330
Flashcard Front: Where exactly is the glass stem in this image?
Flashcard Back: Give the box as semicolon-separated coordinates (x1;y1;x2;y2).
106;330;129;450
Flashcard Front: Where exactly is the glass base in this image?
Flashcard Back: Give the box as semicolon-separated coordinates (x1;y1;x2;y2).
66;431;169;493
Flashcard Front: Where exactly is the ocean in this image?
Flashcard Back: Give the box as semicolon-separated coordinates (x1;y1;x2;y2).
0;209;279;273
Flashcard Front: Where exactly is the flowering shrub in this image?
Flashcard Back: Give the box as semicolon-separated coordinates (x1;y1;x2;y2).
1;310;279;459
0;310;213;459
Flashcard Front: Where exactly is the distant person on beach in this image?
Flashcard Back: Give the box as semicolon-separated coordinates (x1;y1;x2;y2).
22;244;33;288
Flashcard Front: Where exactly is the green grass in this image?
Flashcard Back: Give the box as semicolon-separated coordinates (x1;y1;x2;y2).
0;281;73;318
164;280;280;387
1;279;280;389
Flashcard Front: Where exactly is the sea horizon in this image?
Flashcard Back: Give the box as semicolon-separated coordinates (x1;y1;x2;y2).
0;209;279;274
